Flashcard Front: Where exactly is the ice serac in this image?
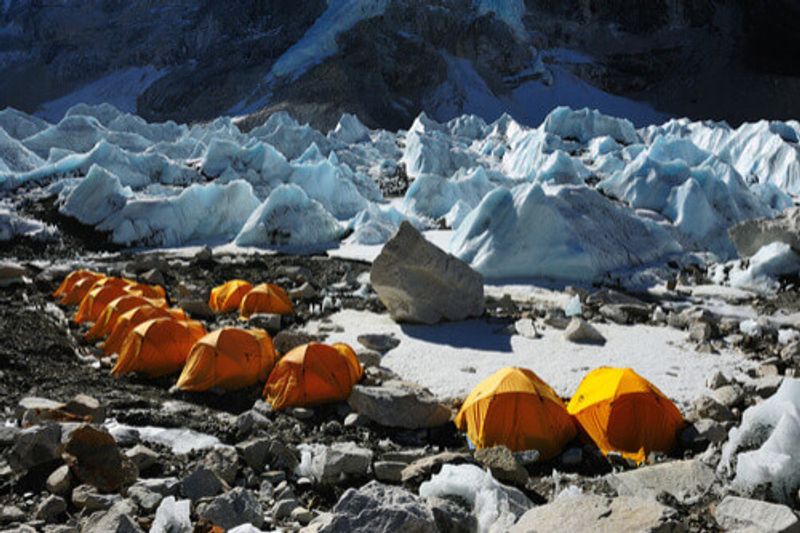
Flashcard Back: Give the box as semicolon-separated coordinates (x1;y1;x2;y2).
235;184;343;248
59;165;132;226
451;183;682;282
371;222;485;324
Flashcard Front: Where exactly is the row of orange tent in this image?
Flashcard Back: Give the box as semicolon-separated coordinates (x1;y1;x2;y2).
455;366;685;464
54;270;362;406
208;279;293;319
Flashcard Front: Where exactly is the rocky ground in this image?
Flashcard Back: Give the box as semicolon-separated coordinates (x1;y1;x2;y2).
1;216;800;532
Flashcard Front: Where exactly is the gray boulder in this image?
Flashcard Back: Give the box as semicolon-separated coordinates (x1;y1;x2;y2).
474;446;529;486
715;496;800;532
563;318;606;345
181;466;225;502
313;481;437;533
348;381;452;429
8;423;61;472
607;459;717;502
197;487;264;530
510;494;684;532
82;501;143;533
370;222;484;324
729;207;800;257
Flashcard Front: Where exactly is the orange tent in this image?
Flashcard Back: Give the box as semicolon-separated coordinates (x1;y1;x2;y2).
59;274;125;306
103;306;188;355
84;295;167;341
264;342;363;410
75;281;166;324
112;318;206;378
176;327;277;392
53;270;103;299
455;367;576;458
209;280;253;313
239;283;293;319
567;367;685;464
130;282;166;300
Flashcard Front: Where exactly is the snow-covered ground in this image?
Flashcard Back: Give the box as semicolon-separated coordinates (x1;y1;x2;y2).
307;309;750;406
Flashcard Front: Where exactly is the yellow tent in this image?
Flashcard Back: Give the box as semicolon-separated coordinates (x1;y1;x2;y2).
567;367;685;464
59;274;121;306
102;306;188;355
239;283;293;319
111;318;206;378
176;327;277;392
53;270;102;299
455;367;576;458
264;342;363;410
84;295;166;341
209;280;253;313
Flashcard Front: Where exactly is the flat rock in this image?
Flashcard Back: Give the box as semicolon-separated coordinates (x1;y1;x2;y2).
72;484;121;511
124;444;159;471
715;496;800;533
63;394;106;423
348;381;452;429
370;222;484;324
373;461;406;483
82;500;143;533
202;445;239;484
0;261;27;287
356;334;400;353
401;452;475;485
312;481;437;532
607;459;717;502
510;494;684;533
181;466;225;502
563;317;606;345
0;505;25;525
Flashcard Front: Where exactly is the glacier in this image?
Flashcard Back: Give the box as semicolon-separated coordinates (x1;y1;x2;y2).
0;102;797;288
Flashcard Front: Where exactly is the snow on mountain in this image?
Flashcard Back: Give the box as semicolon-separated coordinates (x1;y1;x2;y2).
1;102;798;288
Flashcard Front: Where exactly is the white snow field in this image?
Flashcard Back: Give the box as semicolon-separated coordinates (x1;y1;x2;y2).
0;102;797;289
307;309;750;406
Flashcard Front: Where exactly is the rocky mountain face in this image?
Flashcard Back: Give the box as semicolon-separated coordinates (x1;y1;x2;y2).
2;0;799;130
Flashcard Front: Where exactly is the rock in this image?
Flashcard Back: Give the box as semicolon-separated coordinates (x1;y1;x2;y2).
370;222;484;324
512;494;683;532
289;407;314;420
72;484;121;511
237;437;271;471
181;466;225;502
249;313;282;335
194;246;214;263
715;495;800;532
427;497;478;533
35;495;67;523
197;487;264;530
15;397;66;424
755;375;784;397
235;409;272;438
140;268;165;286
0;505;25;525
315;481;437;532
401;452;475;485
340;414;366;430
177;298;215;319
373;461;406;483
513;318;540;339
680;419;728;450
8;423;61;472
729;207;800;258
357;334;400;353
355;350;382;368
291;506;314;525
62;425;138;492
543;309;570;330
706;370;730;390
272;330;321;355
607;459;717;502
131;477;180;497
124;444;158;471
712;384;743;407
289;281;317;301
128;485;163;512
202;445;239;484
0;426;19;446
689;321;717;343
82;500;143;533
560;447;583;466
46;465;72;496
151;497;191;533
563;318;606;345
273;498;299;521
0;261;27;286
599;303;650;324
474;446;528;486
306;442;373;483
63;394;105;423
691;396;735;422
265;440;299;472
348;381;452;429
